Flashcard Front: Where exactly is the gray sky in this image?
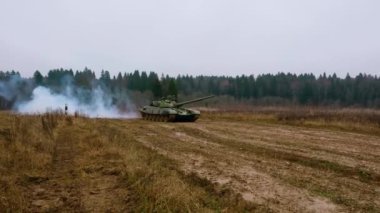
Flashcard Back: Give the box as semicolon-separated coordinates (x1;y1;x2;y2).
1;0;379;77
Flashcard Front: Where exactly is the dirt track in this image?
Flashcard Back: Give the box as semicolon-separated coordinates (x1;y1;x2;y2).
26;123;129;212
22;117;380;212
133;119;380;212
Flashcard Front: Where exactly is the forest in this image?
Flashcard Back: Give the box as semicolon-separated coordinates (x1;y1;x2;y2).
0;68;379;110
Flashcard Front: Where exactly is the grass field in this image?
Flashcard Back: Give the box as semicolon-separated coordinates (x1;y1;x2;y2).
0;109;379;212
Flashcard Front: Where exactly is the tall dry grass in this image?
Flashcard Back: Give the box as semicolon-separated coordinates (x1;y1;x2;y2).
203;107;380;135
0;112;63;210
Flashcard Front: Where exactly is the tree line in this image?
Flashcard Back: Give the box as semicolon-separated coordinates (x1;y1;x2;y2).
0;68;379;109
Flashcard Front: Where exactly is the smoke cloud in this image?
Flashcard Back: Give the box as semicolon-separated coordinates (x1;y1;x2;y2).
16;85;138;118
0;74;138;118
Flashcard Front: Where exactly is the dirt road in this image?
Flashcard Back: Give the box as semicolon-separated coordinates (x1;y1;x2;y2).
133;119;380;212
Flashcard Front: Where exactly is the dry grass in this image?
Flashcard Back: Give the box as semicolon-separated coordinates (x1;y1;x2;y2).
0;112;262;212
0;108;379;212
76;120;262;212
0;112;61;210
203;107;380;135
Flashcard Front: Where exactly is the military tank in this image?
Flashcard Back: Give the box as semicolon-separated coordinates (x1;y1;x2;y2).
140;95;214;122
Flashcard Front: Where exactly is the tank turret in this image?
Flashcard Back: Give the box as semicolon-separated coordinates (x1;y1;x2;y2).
140;95;214;122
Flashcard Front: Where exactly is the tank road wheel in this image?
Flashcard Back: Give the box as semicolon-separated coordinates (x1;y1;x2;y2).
168;115;176;122
164;115;170;122
161;115;165;122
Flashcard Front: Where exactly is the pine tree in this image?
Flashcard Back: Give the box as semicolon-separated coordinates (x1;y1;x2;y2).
168;79;178;99
33;70;44;86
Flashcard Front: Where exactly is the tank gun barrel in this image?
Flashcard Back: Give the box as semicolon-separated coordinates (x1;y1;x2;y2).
175;95;215;107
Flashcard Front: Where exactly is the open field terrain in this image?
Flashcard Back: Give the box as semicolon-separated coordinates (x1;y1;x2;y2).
0;110;379;212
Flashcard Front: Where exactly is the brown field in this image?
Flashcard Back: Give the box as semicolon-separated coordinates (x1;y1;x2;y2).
0;109;379;212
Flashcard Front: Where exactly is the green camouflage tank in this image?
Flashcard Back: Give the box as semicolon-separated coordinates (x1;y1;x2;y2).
140;95;214;122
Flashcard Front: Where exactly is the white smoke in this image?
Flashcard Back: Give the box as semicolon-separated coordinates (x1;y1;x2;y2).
16;86;138;118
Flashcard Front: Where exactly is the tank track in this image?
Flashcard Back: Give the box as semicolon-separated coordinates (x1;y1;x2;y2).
141;113;176;122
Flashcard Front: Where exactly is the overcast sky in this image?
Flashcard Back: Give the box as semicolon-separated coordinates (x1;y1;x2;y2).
1;0;379;77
